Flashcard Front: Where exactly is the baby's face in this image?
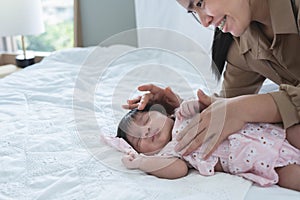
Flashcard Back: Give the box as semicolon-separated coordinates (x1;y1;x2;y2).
126;111;174;154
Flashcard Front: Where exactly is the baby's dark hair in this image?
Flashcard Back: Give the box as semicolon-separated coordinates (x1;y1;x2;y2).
116;104;169;147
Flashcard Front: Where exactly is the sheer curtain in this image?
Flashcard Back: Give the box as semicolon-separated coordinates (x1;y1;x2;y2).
134;0;214;53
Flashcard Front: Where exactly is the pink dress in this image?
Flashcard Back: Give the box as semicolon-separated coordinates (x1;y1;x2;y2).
156;118;300;186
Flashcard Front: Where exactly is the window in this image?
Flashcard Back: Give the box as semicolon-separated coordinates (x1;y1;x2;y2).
16;0;74;52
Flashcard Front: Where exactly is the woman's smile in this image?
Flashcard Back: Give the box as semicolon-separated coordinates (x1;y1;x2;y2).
217;16;227;31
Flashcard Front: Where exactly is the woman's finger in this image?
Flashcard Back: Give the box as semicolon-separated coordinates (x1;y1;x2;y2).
138;93;153;110
122;103;139;110
202;138;222;160
138;84;162;93
185;128;219;157
127;95;142;104
174;122;201;152
165;87;182;107
182;131;208;156
175;115;205;151
176;114;202;141
197;89;212;109
122;96;142;110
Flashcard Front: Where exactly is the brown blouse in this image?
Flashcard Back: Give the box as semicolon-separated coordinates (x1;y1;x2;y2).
220;0;300;128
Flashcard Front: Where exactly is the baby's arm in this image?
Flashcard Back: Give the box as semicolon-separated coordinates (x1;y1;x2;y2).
122;153;188;179
175;99;200;120
286;124;300;150
276;164;300;191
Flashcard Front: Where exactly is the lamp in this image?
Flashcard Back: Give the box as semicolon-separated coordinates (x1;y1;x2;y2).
0;0;45;68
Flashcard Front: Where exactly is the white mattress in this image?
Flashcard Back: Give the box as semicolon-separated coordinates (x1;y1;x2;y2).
0;45;299;200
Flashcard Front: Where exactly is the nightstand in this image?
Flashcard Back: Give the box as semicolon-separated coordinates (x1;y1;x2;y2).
0;64;21;78
0;52;47;78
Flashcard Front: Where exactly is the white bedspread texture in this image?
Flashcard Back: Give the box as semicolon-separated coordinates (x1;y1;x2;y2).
0;45;298;200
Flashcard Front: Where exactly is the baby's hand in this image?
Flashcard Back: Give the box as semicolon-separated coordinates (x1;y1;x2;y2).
175;99;200;120
122;152;143;169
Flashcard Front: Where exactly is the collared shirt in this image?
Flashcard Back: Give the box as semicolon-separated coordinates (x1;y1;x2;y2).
220;0;300;128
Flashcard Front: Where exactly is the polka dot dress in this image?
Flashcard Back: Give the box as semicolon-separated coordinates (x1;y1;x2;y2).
156;117;300;186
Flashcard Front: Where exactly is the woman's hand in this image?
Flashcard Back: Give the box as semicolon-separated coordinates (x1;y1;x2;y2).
175;89;246;159
122;84;182;114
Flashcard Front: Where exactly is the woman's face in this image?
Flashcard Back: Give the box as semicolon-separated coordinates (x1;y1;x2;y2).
177;0;252;36
126;111;174;154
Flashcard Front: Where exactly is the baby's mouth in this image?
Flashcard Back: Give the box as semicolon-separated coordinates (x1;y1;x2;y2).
218;15;227;31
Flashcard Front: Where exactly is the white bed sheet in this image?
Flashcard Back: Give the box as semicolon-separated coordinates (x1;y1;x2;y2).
0;45;299;200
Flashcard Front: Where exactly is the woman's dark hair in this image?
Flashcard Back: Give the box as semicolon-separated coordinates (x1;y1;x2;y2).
211;28;234;79
116;104;169;146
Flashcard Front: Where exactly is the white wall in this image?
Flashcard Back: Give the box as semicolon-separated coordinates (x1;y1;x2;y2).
134;0;214;53
78;0;214;50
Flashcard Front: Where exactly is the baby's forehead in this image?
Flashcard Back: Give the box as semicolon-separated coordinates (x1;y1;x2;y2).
130;110;159;125
133;110;155;117
131;111;149;122
126;111;144;127
133;110;161;119
132;111;145;119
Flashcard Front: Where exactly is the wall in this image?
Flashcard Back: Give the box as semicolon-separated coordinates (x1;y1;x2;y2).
79;0;137;47
134;0;214;53
78;0;214;52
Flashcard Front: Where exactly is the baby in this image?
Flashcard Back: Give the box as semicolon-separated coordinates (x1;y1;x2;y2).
117;100;300;191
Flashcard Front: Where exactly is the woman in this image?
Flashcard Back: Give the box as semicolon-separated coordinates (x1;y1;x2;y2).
124;0;300;158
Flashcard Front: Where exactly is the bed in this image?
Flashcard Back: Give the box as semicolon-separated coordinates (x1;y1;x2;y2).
0;43;299;200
